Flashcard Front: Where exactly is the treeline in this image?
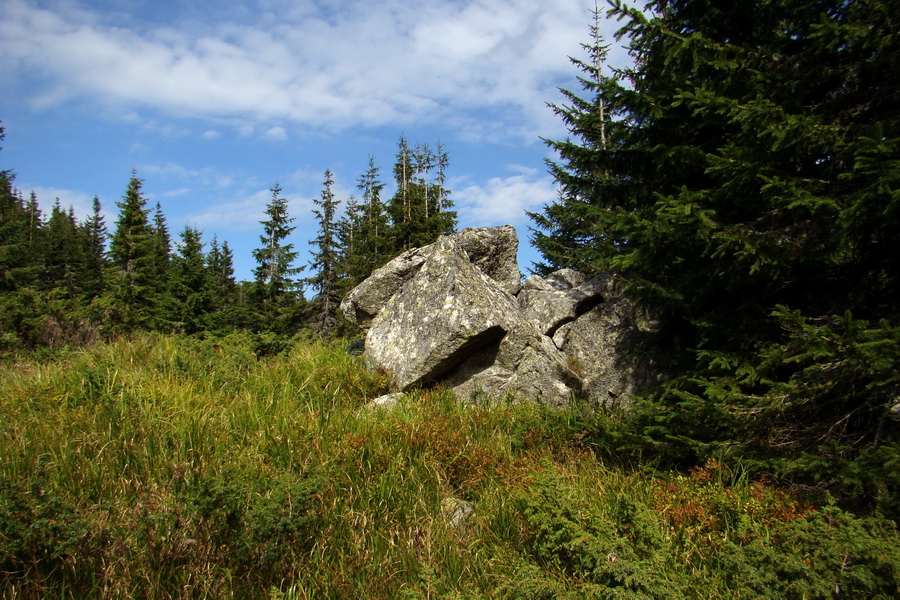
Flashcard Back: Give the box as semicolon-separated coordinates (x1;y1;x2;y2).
0;131;456;351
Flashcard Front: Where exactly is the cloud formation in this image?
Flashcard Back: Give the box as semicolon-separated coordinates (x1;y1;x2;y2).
455;171;558;226
21;185;111;224
0;0;624;141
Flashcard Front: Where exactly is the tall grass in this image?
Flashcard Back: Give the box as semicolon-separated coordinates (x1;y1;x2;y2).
1;333;898;599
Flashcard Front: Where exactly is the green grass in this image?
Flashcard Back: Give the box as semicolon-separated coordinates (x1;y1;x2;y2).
1;333;898;599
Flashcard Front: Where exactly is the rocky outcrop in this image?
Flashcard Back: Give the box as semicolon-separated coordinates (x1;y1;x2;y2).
341;225;660;406
364;235;519;391
341;225;521;328
446;323;582;405
518;270;616;337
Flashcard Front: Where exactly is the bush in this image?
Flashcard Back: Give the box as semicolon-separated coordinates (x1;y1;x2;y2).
0;474;100;594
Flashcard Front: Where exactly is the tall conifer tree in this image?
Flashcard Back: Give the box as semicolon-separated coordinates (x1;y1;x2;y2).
172;225;210;333
80;196;107;299
306;170;341;335
253;183;302;301
108;171;159;330
43;199;85;295
204;236;239;330
356;156;391;274
387;136;456;254
0;125;43;345
335;195;365;293
533;0;900;506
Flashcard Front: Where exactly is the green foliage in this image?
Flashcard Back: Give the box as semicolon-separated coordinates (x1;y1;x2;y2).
172;225;214;334
179;469;325;586
0;126;460;347
503;458;900;599
387;135;456;254
306;169;342;336
1;336;897;598
531;0;900;515
0;473;99;595
346;155;392;283
625;308;900;515
107;172;169;331
253;183;303;300
43;200;87;296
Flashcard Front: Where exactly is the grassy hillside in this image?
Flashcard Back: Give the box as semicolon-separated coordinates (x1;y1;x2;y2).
1;334;898;599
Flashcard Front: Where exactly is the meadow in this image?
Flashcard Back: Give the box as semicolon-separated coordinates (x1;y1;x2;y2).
1;334;898;599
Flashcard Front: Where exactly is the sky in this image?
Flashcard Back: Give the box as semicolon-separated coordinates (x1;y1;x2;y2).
0;0;632;284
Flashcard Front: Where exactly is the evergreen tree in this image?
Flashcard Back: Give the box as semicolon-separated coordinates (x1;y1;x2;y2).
388;135;413;251
534;1;900;510
252;183;302;301
387;136;456;254
204;236;241;331
0;134;35;346
107;171;160;330
206;235;237;303
0;186;34;295
79;196;107;299
149;202;176;327
150;203;172;274
23;191;46;269
335;194;366;292
171;225;211;334
306;170;341;336
0;126;47;347
529;6;619;274
434;140;452;219
356;155;391;274
43;199;85;296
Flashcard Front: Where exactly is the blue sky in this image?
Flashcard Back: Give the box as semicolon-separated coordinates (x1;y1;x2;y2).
0;0;630;283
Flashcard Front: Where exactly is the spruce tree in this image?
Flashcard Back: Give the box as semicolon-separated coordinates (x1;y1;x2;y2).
149;202;176;327
252;183;302;301
172;225;210;334
0;126;47;347
533;0;900;509
43;199;86;296
107;171;159;330
0;134;36;346
356;156;391;274
204;236;239;331
335;195;365;292
23;192;46;270
387;136;456;254
306;169;341;336
0;185;34;295
79;196;107;299
206;235;237;303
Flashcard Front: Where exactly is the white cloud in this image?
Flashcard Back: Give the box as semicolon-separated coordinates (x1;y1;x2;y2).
138;161;237;190
186;188;316;231
263;126;287;141
21;185;111;224
0;0;621;142
159;187;191;198
186;188;273;231
455;172;558;227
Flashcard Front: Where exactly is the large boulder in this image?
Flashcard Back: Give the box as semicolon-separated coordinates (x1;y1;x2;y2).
518;272;617;336
552;295;660;407
340;246;431;328
345;225;659;405
446;323;582;405
451;225;521;295
341;225;520;327
365;235;519;391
